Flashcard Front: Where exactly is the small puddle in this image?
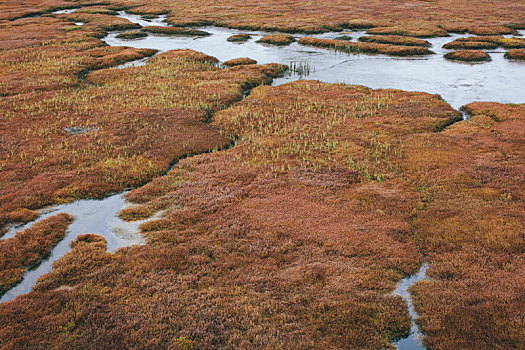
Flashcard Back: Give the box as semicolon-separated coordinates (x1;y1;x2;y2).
393;263;429;350
0;193;147;303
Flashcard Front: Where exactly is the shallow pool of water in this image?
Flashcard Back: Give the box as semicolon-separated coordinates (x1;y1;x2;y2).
106;12;525;109
0;193;146;303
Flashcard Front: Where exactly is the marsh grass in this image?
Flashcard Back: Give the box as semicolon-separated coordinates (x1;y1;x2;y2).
0;213;73;294
298;37;434;56
444;50;491;62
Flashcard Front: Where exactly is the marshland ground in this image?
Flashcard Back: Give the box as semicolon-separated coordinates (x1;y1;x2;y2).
0;0;524;349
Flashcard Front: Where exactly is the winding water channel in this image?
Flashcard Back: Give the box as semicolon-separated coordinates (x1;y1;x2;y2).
2;9;525;349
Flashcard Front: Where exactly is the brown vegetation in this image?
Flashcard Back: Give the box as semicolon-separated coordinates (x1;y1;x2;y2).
450;36;525;49
0;1;524;349
1;0;524;35
468;25;516;36
299;37;433;56
223;57;257;67
256;33;295;46
359;35;431;47
0;15;154;96
0;13;286;230
116;30;148;39
505;48;525;60
0;81;466;349
443;40;498;50
400;102;525;349
0;213;73;294
499;37;525;49
0;72;523;348
142;25;210;36
227;33;251;42
105;0;525;34
444;50;491;62
35;234;111;292
366;25;448;38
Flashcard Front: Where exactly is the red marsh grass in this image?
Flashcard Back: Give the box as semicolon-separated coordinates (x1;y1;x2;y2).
0;80;467;349
0;16;154;96
227;33;252;42
505;48;525;60
115;30;148;39
0;80;523;349
358;35;431;47
223;57;257;67
499;37;525;49
399;102;525;348
0;16;287;230
468;25;516;36
448;36;525;49
34;234;111;292
366;25;449;38
0;213;73;294
1;0;524;34
93;0;525;35
256;33;295;46
298;37;434;56
444;50;491;62
141;25;210;36
442;40;499;50
0;1;524;348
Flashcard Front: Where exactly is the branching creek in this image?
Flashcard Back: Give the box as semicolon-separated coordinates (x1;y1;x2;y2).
2;8;525;349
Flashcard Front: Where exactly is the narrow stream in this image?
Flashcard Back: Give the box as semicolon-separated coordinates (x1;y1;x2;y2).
394;263;429;350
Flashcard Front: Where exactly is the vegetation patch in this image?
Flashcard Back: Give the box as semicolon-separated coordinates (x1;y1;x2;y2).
142;25;210;36
0;213;73;294
256;33;295;45
505;48;525;60
34;234;111;292
499;37;525;49
443;40;498;50
366;25;448;38
75;7;118;16
223;57;257;67
444;50;491;62
299;37;434;56
468;25;516;36
359;35;431;47
227;33;251;42
0;20;285;229
116;30;148;39
400;102;525;349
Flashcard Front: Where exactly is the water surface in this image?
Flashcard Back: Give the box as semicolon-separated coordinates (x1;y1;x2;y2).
107;12;525;109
